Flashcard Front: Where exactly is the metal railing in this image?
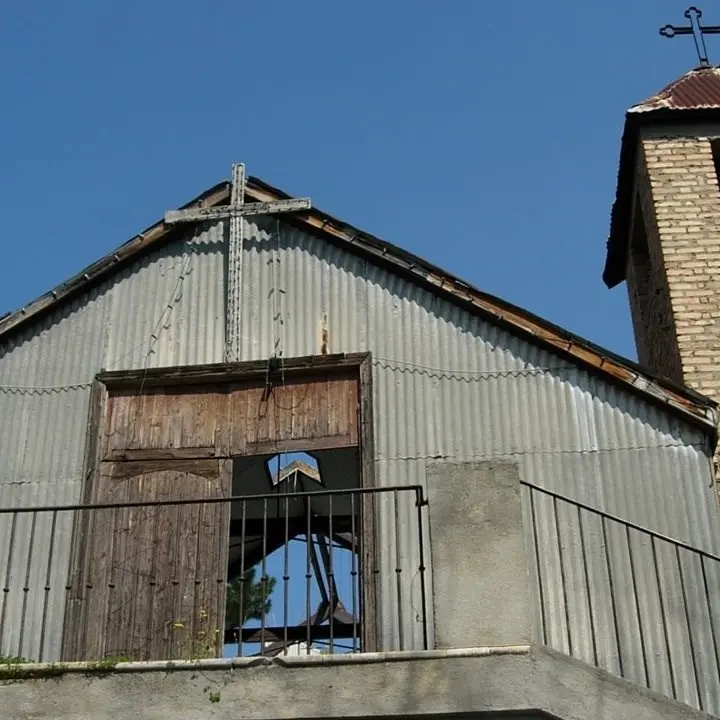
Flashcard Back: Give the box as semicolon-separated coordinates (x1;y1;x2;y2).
523;480;720;716
0;486;428;663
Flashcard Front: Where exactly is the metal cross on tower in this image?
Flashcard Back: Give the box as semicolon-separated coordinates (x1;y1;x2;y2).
660;6;720;68
164;163;311;362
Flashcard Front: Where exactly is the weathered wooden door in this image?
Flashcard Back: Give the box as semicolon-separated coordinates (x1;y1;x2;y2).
63;460;230;661
63;381;232;662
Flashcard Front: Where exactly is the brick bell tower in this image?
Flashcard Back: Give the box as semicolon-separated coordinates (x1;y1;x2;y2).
604;67;720;420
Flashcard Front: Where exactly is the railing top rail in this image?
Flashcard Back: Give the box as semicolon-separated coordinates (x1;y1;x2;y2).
522;479;720;564
0;484;427;515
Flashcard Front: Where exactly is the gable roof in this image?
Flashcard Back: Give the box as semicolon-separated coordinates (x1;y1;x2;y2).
0;170;716;434
605;66;720;288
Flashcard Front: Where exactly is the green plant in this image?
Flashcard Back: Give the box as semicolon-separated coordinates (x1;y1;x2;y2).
208;691;221;703
0;655;28;664
225;566;277;627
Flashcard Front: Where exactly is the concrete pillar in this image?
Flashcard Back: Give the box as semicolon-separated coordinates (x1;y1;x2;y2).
427;460;532;649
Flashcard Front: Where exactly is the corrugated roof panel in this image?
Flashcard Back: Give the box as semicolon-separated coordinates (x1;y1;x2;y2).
631;66;720;112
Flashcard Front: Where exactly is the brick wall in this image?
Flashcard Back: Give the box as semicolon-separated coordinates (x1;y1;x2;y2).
630;134;720;481
626;148;684;383
634;135;720;404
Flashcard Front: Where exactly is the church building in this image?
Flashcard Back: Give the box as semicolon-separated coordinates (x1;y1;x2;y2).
1;34;720;720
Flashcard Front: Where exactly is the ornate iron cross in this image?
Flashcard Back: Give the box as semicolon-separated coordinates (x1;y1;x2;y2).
660;6;720;67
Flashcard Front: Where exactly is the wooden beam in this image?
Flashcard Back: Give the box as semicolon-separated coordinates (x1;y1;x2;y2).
97;353;370;390
108;447;217;461
246;434;355;455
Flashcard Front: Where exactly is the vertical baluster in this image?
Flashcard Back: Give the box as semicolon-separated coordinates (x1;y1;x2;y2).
260;498;268;655
328;495;334;654
236;500;246;657
283;495;289;656
394;490;403;651
350;493;358;652
305;498;312;654
416;489;429;651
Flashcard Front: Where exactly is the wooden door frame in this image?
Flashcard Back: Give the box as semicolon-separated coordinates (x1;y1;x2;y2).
64;352;379;657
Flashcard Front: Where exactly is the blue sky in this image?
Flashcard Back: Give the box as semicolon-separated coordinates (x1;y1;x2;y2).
0;1;709;361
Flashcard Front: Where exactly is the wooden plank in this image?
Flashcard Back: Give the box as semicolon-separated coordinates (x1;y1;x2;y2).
108;447;217;461
214;460;232;657
149;471;180;661
104;470;134;659
103;385;228;458
189;460;231;659
312;375;329;440
82;464;125;660
111;459;221;480
126;474;158;661
171;475;201;659
193;475;219;658
246;435;355;455
228;382;248;456
358;355;379;652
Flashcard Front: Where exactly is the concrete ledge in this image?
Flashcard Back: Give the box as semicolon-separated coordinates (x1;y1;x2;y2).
0;645;532;677
2;645;717;720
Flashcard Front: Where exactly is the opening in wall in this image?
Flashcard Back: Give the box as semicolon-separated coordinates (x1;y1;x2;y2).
226;447;362;657
629;195;651;307
710;139;720;191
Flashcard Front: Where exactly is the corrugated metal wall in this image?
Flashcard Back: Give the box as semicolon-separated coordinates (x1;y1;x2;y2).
0;224;225;661
0;209;718;714
239;216;720;709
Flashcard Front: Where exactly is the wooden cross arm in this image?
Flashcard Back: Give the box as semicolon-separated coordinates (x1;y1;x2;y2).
164;197;312;225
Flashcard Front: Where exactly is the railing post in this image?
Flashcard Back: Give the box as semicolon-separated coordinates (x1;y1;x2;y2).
427;460;532;649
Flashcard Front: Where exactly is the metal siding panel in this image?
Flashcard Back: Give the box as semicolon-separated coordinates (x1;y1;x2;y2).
0;227;225;661
240;218;720;710
104;224;226;371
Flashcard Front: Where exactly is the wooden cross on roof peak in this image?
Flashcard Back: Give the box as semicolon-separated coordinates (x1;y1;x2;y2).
660;6;720;68
164;162;311;226
164;162;312;364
